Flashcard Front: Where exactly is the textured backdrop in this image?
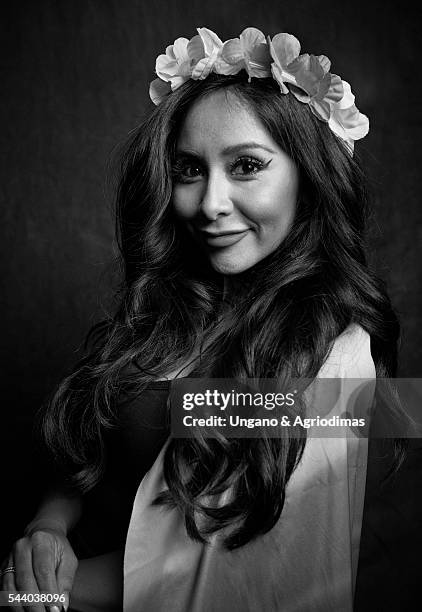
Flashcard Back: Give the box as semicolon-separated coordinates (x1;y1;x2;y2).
1;0;421;601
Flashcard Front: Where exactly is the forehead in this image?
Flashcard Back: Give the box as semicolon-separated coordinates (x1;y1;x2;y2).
176;90;276;153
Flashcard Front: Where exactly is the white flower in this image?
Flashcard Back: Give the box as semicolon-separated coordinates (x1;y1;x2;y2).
328;81;369;143
155;37;195;90
268;33;302;93
149;29;222;104
190;28;224;80
288;54;344;122
219;28;271;80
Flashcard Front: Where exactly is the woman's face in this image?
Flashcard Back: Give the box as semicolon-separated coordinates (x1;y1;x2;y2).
171;90;299;275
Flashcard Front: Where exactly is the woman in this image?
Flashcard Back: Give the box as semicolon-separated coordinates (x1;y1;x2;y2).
1;28;401;611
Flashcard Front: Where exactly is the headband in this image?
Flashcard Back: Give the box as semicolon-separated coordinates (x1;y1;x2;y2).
149;27;369;151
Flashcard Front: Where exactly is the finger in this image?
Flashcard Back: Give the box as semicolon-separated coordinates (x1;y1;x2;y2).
31;532;62;612
1;555;24;612
56;551;78;610
31;531;59;591
0;554;14;587
12;539;44;612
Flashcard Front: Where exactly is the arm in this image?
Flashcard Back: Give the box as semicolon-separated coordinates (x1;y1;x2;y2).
13;491;124;612
24;486;83;537
70;549;124;612
27;492;124;612
1;486;81;609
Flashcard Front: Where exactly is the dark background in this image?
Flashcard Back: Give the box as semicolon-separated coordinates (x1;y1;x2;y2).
1;0;421;608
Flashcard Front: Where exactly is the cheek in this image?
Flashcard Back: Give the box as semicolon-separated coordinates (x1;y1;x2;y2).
247;177;298;236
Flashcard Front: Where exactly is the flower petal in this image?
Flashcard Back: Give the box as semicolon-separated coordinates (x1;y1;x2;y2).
317;54;331;73
328;113;347;140
191;56;216;79
271;63;289;93
326;74;344;103
328;105;369;141
331;80;355;110
214;57;243;74
315;72;332;100
169;75;188;90
165;45;176;60
156;64;180;81
239;27;266;49
334;104;361;129
221;39;244;65
346;111;369;139
287;54;308;74
246;61;272;78
149;78;171;105
187;35;205;62
270;33;301;66
294;56;324;97
289;84;310;103
248;43;272;73
310;98;331;122
172;37;190;61
156;54;176;78
197;27;223;56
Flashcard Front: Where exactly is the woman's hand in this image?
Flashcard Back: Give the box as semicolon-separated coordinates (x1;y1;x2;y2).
1;527;78;612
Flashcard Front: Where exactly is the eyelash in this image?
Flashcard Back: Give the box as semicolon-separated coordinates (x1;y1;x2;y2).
172;156;269;183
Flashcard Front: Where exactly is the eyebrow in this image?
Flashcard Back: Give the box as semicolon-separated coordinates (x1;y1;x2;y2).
175;141;277;157
221;142;277;155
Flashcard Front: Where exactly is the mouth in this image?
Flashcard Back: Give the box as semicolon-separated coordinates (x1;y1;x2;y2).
198;229;250;248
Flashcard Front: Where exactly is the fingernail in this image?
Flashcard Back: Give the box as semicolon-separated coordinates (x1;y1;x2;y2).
62;591;70;612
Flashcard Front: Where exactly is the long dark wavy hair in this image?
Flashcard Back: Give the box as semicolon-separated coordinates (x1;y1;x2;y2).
42;73;402;549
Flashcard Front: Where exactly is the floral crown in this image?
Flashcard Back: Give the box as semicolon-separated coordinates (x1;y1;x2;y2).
149;27;369;151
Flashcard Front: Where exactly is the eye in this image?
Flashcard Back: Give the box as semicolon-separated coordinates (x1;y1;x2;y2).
230;156;268;177
172;159;204;183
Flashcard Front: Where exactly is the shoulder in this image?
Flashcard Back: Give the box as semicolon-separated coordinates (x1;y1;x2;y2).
317;323;376;379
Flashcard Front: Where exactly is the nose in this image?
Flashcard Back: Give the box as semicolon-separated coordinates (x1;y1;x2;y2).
199;170;233;221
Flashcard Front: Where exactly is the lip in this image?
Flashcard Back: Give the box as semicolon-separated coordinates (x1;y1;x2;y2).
198;229;250;247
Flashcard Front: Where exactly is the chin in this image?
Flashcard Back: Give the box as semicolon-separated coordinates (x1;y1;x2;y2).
208;254;256;275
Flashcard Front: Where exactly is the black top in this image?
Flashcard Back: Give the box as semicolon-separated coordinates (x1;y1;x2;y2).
77;382;171;554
